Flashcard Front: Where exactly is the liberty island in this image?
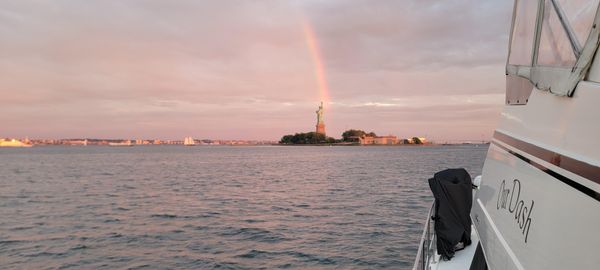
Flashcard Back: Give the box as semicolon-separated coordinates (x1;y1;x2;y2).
278;102;432;145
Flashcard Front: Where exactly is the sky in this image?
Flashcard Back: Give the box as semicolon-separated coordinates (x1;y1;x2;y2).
0;0;513;141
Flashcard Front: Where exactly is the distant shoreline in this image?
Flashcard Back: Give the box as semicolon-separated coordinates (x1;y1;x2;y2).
275;143;489;147
1;142;490;148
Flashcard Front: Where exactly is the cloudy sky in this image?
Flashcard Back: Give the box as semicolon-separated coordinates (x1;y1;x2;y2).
0;0;513;141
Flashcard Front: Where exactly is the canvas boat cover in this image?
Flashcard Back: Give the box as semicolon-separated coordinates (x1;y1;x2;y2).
428;168;473;260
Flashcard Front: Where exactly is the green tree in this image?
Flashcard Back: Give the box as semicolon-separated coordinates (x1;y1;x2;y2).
279;132;332;144
341;129;377;142
412;137;423;145
325;137;336;144
342;129;366;141
279;135;294;144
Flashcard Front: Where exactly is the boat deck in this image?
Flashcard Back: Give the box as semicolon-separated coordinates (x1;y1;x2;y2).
427;226;479;270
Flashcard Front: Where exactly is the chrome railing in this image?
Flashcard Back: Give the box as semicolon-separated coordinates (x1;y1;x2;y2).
412;202;436;270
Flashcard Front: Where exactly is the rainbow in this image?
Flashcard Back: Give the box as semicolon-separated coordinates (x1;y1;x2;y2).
302;21;330;106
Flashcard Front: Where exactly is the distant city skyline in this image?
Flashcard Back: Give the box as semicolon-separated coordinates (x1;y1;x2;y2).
0;1;512;141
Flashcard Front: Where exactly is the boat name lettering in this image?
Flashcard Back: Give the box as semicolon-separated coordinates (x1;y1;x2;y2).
496;179;534;243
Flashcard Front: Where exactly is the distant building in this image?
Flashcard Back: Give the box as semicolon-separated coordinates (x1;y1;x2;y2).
375;135;398;145
0;138;33;147
66;139;88;146
358;135;398;145
399;138;411;144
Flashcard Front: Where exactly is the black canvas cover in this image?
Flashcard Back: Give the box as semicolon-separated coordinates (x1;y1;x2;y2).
428;168;472;260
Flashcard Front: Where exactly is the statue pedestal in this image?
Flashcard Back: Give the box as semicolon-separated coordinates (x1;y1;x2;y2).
316;123;326;135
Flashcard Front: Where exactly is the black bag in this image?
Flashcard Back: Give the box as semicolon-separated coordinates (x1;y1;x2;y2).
428;168;473;260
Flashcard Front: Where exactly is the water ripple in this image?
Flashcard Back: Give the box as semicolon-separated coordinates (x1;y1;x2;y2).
0;145;487;269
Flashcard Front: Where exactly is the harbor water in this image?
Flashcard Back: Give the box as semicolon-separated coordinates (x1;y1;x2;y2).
0;145;487;269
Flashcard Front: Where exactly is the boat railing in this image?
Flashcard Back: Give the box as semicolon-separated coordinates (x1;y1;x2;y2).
412;202;436;270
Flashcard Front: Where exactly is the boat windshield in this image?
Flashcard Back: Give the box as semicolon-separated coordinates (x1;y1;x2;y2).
508;0;538;66
506;0;600;98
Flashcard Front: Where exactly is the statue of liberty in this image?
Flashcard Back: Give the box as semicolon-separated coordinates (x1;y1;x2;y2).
315;101;326;135
316;101;324;124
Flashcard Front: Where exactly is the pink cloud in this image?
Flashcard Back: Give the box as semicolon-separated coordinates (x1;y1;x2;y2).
0;1;512;141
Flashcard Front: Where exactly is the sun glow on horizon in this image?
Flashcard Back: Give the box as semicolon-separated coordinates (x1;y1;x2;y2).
302;20;330;108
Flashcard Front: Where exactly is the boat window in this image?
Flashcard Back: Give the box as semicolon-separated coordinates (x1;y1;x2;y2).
505;0;600;97
537;0;578;66
557;0;600;47
508;0;539;66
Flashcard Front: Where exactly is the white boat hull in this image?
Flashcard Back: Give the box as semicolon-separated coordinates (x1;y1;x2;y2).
473;83;600;270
